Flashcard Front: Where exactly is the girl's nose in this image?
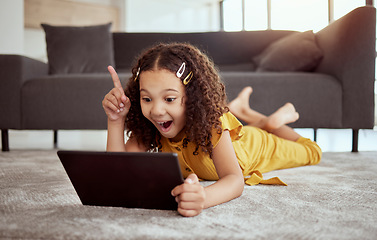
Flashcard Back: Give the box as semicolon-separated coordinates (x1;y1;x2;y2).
151;102;166;116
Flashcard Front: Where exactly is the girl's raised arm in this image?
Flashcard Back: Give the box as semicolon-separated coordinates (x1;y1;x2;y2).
103;66;133;152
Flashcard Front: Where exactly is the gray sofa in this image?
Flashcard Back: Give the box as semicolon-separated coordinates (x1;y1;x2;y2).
0;6;375;152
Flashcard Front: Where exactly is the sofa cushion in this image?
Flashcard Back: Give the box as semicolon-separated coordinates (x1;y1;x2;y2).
254;30;323;72
220;72;342;128
112;31;295;71
218;63;256;72
21;73;131;129
41;23;115;74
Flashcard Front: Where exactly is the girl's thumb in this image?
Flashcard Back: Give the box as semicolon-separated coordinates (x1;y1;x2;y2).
185;173;198;184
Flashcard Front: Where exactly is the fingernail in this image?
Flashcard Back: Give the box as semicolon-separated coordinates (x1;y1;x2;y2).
120;108;124;112
116;109;120;113
119;103;124;108
186;178;193;184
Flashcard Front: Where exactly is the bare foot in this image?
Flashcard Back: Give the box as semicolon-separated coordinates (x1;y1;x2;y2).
228;87;253;119
264;103;299;131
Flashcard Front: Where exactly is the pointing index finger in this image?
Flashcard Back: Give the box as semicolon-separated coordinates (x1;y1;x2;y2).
108;65;123;89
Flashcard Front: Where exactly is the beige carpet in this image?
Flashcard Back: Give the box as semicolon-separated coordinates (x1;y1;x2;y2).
1;150;377;240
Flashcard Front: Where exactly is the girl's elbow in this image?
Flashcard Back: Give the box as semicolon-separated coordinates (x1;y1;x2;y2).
235;174;245;197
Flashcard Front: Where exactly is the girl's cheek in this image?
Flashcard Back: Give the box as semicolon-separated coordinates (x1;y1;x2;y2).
140;106;148;118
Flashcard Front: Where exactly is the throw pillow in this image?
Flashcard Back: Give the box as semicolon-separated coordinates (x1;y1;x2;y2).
41;23;115;74
253;30;323;72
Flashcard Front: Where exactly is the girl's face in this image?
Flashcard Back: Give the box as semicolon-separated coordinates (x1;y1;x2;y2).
139;69;186;141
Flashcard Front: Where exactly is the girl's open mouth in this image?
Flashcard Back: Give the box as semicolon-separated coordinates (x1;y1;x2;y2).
157;121;173;132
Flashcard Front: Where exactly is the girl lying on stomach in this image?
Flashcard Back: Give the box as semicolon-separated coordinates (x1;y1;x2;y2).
102;42;322;217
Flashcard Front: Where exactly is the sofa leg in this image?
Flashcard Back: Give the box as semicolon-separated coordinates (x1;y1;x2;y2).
53;130;58;148
1;129;9;152
352;129;359;152
313;128;317;142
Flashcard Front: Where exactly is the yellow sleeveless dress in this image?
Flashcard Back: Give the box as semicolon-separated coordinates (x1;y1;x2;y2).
159;112;321;186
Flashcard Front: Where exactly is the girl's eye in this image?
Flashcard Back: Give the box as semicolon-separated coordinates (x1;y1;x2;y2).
165;98;176;102
142;97;151;102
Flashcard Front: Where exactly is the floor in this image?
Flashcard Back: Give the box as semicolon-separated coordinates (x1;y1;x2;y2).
2;127;377;152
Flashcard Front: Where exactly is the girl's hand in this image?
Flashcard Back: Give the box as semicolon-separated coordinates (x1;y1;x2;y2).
102;66;131;122
171;174;206;217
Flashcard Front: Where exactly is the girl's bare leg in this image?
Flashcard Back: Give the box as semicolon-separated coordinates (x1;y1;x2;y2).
228;87;301;141
228;87;265;125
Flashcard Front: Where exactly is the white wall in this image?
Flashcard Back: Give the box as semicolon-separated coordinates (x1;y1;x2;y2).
0;0;220;61
24;29;47;62
0;0;24;54
23;0;125;62
124;0;220;32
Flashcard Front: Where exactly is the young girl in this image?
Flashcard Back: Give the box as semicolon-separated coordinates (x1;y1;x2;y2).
102;42;321;217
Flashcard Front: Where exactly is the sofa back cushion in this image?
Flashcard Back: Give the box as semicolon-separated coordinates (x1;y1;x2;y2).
112;31;294;71
253;30;323;72
42;23;115;74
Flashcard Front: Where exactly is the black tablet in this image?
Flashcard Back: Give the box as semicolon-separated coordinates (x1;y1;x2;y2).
57;151;184;210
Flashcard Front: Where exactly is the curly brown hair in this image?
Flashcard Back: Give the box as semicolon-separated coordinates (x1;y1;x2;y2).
124;42;228;157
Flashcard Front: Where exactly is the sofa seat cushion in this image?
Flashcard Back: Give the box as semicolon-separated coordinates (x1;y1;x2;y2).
220;72;342;128
21;71;341;130
21;73;131;129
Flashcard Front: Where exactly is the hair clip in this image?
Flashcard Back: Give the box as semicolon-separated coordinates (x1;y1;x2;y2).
177;62;192;85
183;71;193;85
176;62;186;78
134;67;140;81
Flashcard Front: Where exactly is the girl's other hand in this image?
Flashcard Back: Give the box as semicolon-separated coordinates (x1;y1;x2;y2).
102;66;131;121
171;173;206;217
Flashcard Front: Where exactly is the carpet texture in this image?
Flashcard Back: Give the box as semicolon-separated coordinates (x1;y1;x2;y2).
1;150;377;240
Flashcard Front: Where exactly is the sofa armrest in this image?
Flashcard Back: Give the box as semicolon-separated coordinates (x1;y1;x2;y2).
0;55;48;129
315;6;376;129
